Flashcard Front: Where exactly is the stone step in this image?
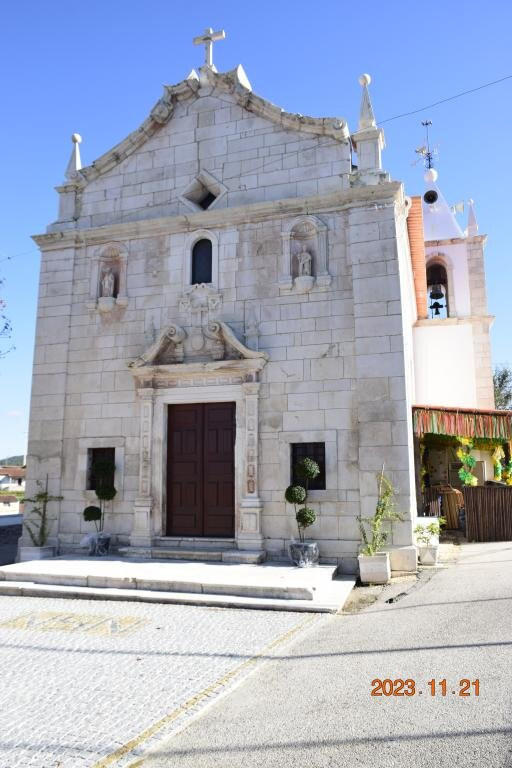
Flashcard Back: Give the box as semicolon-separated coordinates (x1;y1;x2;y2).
0;578;355;613
152;537;236;551
117;547;265;564
0;556;342;603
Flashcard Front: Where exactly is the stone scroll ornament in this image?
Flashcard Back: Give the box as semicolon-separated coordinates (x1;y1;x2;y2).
128;325;187;366
128;321;269;368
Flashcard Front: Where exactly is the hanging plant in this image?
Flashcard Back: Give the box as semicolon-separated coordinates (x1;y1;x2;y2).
456;438;478;486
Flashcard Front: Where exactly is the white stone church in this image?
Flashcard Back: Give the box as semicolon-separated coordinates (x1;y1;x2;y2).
26;30;496;574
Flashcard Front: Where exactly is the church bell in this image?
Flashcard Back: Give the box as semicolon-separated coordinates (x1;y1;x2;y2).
429;284;444;301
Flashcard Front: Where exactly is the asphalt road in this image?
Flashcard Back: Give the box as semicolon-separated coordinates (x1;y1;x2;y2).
139;542;512;768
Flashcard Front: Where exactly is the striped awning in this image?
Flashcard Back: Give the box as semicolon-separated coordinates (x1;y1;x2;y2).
413;405;512;440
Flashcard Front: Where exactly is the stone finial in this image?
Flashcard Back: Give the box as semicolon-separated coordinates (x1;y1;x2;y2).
358;73;376;130
64;133;82;182
467;199;479;236
351;73;387;184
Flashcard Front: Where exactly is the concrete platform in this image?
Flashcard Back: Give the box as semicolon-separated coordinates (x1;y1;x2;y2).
0;556;355;613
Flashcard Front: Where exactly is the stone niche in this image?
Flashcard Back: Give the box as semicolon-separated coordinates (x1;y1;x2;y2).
86;242;129;312
279;215;332;293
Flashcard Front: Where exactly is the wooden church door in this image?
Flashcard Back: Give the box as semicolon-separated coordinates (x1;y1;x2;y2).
167;403;235;537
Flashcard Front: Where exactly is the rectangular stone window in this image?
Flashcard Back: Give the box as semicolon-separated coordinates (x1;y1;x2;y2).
86;447;115;491
290;442;326;491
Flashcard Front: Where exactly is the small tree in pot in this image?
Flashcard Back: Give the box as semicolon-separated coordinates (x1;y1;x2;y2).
20;476;63;561
414;516;446;566
285;456;320;567
82;458;116;556
357;468;403;584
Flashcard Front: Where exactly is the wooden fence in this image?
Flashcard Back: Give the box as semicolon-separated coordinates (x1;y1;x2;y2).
463;486;512;542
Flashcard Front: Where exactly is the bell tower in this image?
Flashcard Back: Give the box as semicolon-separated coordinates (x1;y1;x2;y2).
412;126;494;409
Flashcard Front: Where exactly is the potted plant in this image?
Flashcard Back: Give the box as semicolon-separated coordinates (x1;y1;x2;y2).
82;457;116;555
357;468;402;584
20;476;63;561
285;456;320;567
414;516;446;566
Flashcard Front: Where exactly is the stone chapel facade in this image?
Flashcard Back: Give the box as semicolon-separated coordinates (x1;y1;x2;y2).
26;54;419;573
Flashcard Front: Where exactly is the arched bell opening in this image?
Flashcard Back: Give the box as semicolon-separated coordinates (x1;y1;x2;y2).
427;262;449;318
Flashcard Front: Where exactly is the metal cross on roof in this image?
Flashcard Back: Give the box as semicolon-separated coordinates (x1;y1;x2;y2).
193;27;226;69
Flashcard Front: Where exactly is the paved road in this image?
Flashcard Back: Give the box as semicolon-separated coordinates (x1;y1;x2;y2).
140;543;512;768
0;595;316;768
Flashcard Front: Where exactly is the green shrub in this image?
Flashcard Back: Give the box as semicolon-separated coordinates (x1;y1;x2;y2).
296;507;316;530
295;457;320;482
285;485;307;505
284;457;319;542
83;506;102;531
414;517;446;545
83;460;117;531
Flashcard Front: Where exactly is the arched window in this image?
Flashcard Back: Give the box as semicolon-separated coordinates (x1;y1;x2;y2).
191;239;212;284
427;262;449;318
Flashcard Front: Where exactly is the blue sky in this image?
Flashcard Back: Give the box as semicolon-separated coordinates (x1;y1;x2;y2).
0;0;510;458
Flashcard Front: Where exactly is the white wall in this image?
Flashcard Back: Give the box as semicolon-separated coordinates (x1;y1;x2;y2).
413;322;477;407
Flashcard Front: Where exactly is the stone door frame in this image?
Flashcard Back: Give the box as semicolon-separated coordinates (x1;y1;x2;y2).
130;380;264;551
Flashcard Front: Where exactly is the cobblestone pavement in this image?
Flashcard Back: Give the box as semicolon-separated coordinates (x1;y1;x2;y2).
0;594;320;768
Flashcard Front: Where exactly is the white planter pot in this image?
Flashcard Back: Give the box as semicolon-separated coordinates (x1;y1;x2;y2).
418;545;439;566
19;545;55;562
358;552;391;585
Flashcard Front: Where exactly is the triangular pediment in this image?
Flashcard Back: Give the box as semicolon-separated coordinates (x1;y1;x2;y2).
73;66;349;187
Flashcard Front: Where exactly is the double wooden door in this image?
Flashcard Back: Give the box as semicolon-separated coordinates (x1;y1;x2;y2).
167;403;235;537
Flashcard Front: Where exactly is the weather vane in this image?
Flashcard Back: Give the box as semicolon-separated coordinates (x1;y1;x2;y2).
413;120;439;169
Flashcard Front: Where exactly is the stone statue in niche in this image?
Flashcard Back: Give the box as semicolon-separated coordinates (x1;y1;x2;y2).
100;267;116;298
297;245;312;277
292;240;315;293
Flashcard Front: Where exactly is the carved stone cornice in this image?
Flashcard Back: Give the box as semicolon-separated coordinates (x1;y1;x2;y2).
32;184;404;250
131;357;267;388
